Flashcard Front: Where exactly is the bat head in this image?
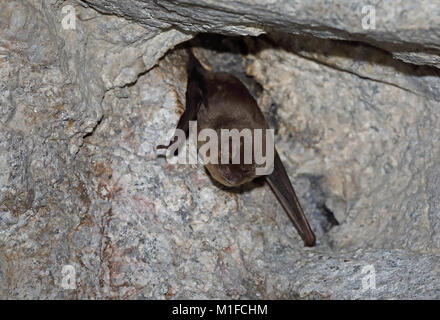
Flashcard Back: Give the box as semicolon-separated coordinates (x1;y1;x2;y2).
205;163;256;187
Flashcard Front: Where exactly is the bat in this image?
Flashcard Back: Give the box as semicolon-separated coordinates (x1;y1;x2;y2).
158;49;316;246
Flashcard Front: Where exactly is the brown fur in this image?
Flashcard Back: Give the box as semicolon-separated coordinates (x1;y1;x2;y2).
159;50;315;246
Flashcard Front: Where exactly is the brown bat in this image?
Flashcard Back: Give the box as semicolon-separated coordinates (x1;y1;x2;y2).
158;49;316;247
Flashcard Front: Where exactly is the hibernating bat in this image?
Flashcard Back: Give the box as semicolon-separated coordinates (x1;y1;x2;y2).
158;49;316;247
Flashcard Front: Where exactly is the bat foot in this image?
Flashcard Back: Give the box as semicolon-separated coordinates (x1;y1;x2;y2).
155;138;180;157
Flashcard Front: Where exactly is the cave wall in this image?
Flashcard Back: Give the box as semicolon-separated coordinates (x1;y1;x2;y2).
0;0;440;299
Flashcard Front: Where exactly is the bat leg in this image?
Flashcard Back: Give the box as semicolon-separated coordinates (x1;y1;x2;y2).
156;99;203;156
265;151;316;247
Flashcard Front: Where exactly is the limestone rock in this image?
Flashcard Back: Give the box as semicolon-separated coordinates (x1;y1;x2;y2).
1;0;440;299
83;0;440;68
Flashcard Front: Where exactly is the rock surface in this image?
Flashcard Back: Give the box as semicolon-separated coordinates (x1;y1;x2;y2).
0;0;440;299
83;0;440;68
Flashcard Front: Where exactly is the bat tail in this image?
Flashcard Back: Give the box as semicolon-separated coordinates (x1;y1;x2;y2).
265;152;316;247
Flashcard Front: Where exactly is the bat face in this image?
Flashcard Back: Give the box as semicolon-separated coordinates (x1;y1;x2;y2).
205;163;256;187
158;48;316;247
201;135;258;187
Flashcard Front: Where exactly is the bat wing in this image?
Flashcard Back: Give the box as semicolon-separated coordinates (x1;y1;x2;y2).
157;50;205;152
265;151;316;246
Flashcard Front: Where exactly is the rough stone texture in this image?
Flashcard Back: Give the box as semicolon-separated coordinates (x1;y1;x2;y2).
82;0;440;68
1;0;440;299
